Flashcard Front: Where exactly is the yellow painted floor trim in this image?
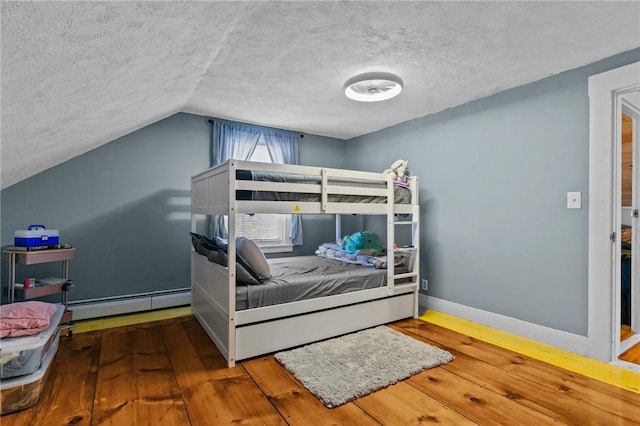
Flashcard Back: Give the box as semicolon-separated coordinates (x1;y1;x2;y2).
73;306;192;334
420;310;640;394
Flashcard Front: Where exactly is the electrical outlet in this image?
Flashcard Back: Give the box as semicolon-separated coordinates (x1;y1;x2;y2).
421;279;428;291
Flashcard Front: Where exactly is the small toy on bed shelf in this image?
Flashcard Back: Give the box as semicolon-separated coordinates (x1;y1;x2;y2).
382;159;409;183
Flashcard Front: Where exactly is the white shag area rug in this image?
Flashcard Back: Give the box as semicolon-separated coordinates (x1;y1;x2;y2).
274;326;454;408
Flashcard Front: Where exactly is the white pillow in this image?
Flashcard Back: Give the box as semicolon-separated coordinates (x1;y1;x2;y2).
237;237;271;279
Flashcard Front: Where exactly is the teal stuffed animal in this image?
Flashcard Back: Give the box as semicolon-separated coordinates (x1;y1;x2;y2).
343;231;383;254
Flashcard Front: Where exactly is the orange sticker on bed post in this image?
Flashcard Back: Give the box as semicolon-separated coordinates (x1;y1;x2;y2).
294;204;301;212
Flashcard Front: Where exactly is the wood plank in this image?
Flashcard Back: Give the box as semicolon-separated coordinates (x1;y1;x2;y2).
32;331;101;425
243;356;378;426
622;113;633;207
619;324;640;365
621;325;634;342
355;380;478;425
445;350;633;425
395;319;640;422
418;311;640;392
163;319;285;426
390;323;602;423
92;322;190;426
407;366;559;425
92;325;137;425
400;320;640;397
620;342;640;364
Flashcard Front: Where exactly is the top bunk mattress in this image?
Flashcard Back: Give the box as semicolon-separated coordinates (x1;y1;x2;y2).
236;255;404;310
235;169;411;204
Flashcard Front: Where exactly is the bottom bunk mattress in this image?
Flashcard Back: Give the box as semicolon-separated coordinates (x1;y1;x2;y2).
236;255;405;310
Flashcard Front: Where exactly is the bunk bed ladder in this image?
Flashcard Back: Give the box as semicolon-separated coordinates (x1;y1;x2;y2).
386;178;420;298
391;203;420;318
386;175;395;295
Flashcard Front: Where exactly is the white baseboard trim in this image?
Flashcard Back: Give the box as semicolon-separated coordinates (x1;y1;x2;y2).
151;291;191;310
419;294;589;356
69;289;191;321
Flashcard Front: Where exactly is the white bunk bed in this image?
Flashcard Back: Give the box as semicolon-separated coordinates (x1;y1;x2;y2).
190;159;420;367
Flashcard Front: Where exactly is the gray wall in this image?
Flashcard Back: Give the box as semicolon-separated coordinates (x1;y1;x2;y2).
346;48;640;336
1;113;346;302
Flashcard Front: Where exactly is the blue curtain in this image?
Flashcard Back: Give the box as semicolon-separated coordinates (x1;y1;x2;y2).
210;120;262;238
211;120;262;167
262;128;302;245
262;129;299;164
210;120;303;245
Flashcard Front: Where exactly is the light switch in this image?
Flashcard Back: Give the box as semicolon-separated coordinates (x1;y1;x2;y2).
567;192;581;209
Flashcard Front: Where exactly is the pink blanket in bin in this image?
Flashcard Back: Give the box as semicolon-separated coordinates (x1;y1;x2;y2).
0;301;57;338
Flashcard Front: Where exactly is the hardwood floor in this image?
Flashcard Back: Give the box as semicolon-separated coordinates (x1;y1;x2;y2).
622;324;635;342
621;325;640;365
621;343;640;365
3;316;640;425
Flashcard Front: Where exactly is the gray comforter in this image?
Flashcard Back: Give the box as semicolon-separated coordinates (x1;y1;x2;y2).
236;256;397;310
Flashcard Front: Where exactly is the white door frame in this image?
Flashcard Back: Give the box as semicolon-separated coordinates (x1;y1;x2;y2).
588;61;640;366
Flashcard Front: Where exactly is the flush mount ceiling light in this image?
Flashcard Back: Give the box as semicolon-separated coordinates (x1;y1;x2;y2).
344;72;403;102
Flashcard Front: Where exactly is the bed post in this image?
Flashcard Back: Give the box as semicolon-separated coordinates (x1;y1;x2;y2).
227;160;237;367
411;201;420;317
335;214;341;243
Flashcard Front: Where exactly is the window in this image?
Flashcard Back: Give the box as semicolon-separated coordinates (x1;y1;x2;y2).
227;139;292;253
232;213;292;253
211;119;301;252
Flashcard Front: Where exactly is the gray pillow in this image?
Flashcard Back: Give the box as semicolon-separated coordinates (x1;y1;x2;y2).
205;248;261;285
190;233;264;285
237;237;271;279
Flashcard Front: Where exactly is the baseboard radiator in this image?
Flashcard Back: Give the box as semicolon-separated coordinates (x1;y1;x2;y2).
68;288;191;321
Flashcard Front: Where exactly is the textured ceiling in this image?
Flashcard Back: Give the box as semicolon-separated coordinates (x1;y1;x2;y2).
2;1;639;189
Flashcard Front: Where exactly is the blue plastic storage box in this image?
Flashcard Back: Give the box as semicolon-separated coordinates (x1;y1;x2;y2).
14;225;59;247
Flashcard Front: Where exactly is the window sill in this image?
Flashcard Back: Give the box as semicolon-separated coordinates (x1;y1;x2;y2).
259;244;294;254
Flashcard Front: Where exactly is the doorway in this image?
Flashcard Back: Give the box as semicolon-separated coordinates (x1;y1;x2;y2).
618;98;640;364
588;61;640;371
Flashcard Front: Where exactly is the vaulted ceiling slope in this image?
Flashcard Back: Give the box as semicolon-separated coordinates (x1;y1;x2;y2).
2;1;639;189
